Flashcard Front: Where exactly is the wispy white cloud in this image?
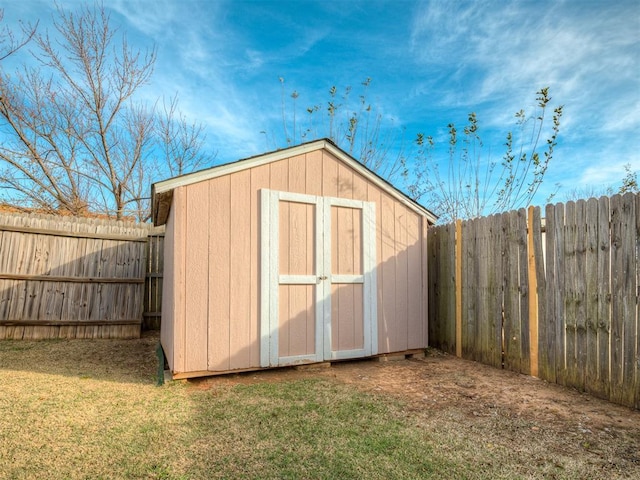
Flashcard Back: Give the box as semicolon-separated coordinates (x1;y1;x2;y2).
1;0;637;199
578;158;639;187
410;1;638;105
407;0;639;200
107;0;183;38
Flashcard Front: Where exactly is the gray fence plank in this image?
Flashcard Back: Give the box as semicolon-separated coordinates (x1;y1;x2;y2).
428;193;639;409
0;212;151;339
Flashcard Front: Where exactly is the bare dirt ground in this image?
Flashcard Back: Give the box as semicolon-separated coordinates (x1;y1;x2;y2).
196;348;640;479
2;331;638;478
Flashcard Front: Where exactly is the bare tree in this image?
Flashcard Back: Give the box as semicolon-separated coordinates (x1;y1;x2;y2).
0;3;212;220
563;163;638;202
619;163;638;194
407;88;563;223
277;78;409;184
0;9;37;62
157;95;216;178
276;81;562;222
563;184;613;202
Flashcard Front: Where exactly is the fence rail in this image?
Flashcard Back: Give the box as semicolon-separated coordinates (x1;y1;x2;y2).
428;193;639;410
0;212;153;339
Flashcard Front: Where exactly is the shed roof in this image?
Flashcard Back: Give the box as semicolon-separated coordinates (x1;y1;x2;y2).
151;138;437;226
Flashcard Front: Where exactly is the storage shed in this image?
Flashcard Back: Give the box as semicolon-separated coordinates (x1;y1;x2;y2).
152;139;437;378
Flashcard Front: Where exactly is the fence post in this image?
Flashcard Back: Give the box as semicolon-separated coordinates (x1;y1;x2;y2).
527;206;539;377
455;219;462;358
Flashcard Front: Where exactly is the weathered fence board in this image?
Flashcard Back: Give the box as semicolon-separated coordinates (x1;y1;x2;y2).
0;212;152;340
636;193;640;410
427;223;456;354
563;201;579;389
461;218;476;361
428;193;639;409
584;198;601;397
144;231;165;330
597;196;612;399
636;194;640;410
610;193;637;407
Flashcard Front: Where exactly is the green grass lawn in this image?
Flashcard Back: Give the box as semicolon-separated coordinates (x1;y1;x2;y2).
0;336;454;479
1;334;638;479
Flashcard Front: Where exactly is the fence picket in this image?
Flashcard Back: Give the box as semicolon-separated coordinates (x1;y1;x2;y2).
461;219;476;360
618;193;636;407
517;208;530;375
427;224;456;353
597;196;612;400
540;204;557;382
475;216;490;366
610;194;626;405
428;193;639;409
575;200;588;391
502;211;519;372
490;214;505;369
564;201;581;389
143;232;165;330
584;198;601;397
635;193;640;411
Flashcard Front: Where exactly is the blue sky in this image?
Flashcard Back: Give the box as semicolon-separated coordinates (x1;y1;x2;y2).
1;0;639;208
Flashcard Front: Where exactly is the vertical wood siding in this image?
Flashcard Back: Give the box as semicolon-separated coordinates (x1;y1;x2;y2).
278;199;316;358
144;232;164;330
332;206;365;352
208;176;231;372
165;150;429;374
160;200;176;367
184;182;209;372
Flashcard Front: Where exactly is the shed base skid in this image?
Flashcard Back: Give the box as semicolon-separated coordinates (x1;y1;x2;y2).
374;349;426;362
166;349;427;380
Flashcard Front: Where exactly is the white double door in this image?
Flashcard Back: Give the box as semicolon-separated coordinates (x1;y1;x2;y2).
260;189;377;367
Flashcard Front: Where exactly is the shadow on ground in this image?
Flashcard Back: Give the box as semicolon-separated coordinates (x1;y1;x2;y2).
0;330;160;384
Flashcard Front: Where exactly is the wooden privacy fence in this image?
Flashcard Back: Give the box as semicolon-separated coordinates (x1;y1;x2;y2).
144;230;165;330
0;212;153;339
428;192;640;409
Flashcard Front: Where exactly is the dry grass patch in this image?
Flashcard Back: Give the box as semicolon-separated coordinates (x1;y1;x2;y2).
0;335;189;479
1;332;638;479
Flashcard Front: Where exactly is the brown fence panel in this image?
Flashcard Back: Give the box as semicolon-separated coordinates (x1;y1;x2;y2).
540;203;557;383
459;214;503;368
584;198;602;397
636;193;640;411
429;193;639;409
144;230;165;330
427;223;456;354
610;193;638;407
563;201;580;389
0;212;151;339
460;218;477;361
596;196;612;400
502;209;530;374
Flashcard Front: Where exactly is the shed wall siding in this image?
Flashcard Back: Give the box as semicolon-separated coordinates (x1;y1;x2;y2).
170;150;428;374
160;197;176;368
163;186;188;374
184;182;209;372
229;170;253;370
208;175;231;371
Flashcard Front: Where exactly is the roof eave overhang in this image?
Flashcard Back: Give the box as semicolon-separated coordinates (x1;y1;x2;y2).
151;139;438;226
